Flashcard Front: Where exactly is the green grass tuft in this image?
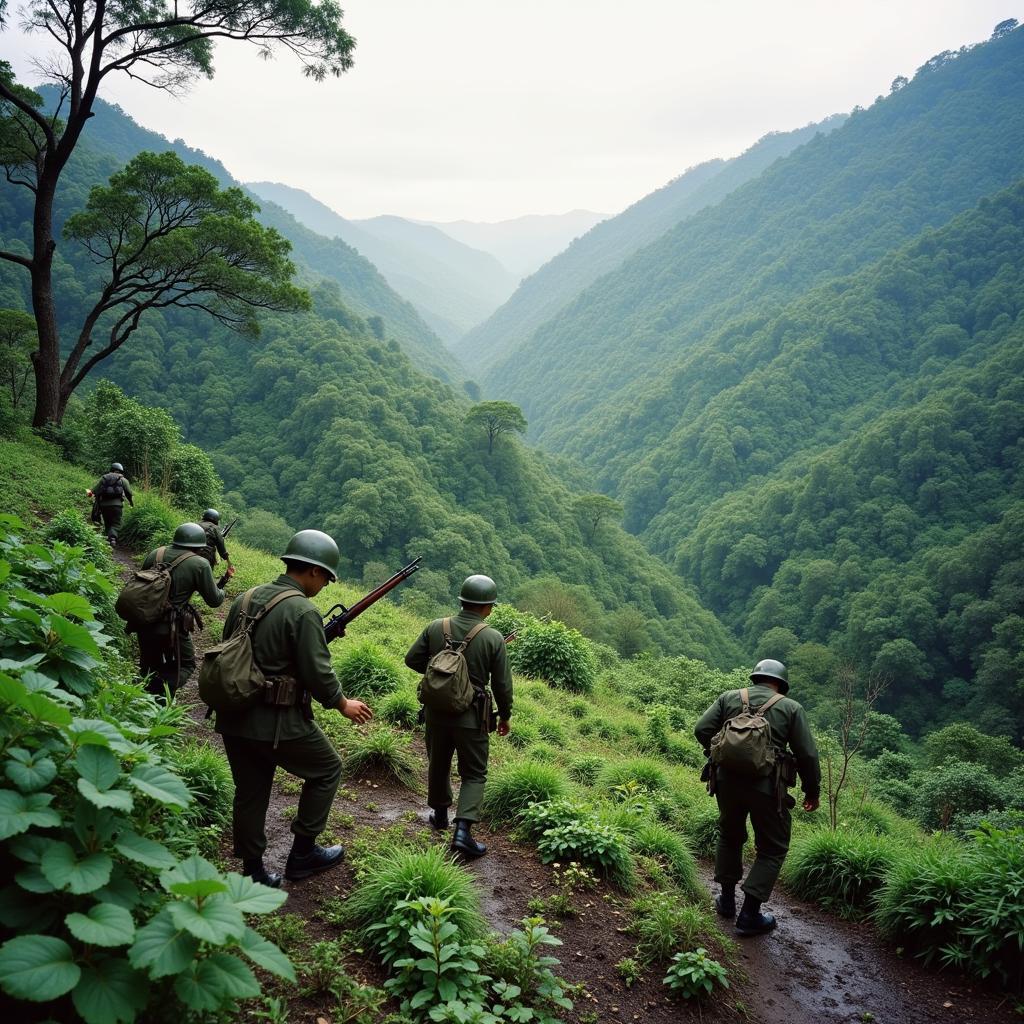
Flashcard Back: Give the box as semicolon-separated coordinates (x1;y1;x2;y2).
598;757;669;794
334;640;402;700
377;687;421;729
119;491;179;552
481;760;569;825
341;725;420;790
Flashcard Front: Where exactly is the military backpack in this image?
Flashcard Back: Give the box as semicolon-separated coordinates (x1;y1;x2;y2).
114;547;198;629
98;472;125;502
418;618;489;714
198;587;303;712
709;687;786;777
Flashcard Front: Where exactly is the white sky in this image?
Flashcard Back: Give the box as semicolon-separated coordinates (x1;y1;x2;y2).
3;1;1021;221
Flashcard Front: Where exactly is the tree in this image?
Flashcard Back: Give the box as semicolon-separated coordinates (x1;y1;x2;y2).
572;492;623;543
464;400;527;455
0;0;355;426
0;308;36;409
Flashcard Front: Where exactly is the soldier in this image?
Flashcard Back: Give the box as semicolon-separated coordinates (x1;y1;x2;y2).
137;523;233;698
215;530;372;887
199;508;230;569
694;659;820;936
405;574;513;859
86;462;134;546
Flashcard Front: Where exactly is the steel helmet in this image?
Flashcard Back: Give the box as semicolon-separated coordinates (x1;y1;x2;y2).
110;462;124;473
173;523;207;549
281;530;340;581
202;509;220;524
459;574;497;605
750;658;789;694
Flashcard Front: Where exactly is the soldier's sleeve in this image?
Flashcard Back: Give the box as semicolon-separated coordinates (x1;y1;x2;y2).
404;625;432;673
788;705;821;800
295;609;342;708
195;560;226;608
215;528;228;560
141;550;155;569
694;696;726;752
488;631;513;720
123;478;134;505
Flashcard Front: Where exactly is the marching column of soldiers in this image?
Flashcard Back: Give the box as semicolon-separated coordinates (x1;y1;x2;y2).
107;458;819;933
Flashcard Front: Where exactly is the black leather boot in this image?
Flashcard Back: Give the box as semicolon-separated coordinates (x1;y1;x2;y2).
242;858;282;889
429;807;449;831
714;887;736;918
735;895;777;935
284;841;345;881
451;819;486;858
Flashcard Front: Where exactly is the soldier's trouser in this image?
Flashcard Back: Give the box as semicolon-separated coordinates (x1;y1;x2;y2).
100;503;123;541
714;786;791;902
221;728;343;861
138;629;195;699
424;719;489;823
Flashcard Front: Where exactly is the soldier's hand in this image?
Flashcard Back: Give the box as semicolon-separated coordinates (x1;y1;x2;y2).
497;719;510;737
225;564;236;579
341;697;373;725
802;797;820;812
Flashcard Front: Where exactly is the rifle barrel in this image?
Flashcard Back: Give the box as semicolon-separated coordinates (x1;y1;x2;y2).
323;556;422;642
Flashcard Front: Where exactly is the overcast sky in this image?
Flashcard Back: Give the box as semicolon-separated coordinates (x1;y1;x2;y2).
3;1;1020;221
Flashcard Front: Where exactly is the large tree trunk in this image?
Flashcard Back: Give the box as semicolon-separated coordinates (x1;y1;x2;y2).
30;171;62;427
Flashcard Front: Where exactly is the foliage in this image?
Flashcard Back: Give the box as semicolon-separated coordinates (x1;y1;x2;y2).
166;444;221;512
598;757;668;794
464;401;527;455
912;760;1005;830
0;308;36;410
334;640;403;699
117;492;179;554
629;821;702;901
378;688;422;729
923;723;1024;776
232;508;295;555
663;948;729;1000
567;755;603;786
535;817;635;890
615;957;642;989
43;508;114;571
481;762;569;826
169;741;235;843
341;725;420;790
508;622;596;694
630;893;717;965
299;938;387;1016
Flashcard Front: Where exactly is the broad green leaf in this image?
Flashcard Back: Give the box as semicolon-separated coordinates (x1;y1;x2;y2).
43;593;94;621
159;854;221;891
0;653;45;672
169;878;228;899
78;779;134;812
0;935;80;1001
93;872;141;911
173;958;225;1013
197;952;259;999
20;691;73;725
65;903;136;947
5;749;57;793
71;956;147;1024
128;909;199;978
114;832;176;870
0;673;27;705
167;895;245;945
14;864;57;893
224;872;288;914
20;669;62;693
129;764;190;807
49;615;101;658
0;884;59;930
76;746;120;792
69;719;134;754
236;926;296;981
41;841;113;894
0;789;61;840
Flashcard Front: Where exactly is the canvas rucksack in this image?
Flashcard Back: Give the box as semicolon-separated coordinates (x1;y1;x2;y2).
418;618;489;714
115;547;197;628
709;687;786;777
197;587;303;712
98;472;125;502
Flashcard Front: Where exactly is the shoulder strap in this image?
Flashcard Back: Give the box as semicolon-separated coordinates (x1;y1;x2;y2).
240;587;259;617
754;692;786;718
256;589;304;619
461;622;489;650
441;617;452;647
739;687;749;711
167;551;199;572
154;546;167;565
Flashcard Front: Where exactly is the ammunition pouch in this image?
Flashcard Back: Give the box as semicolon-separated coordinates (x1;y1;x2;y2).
264;674;301;708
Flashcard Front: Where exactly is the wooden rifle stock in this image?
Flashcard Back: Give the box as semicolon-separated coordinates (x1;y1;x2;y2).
323;556;422;643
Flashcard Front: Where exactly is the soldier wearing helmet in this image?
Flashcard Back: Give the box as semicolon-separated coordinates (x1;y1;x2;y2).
136;523;234;697
694;658;820;936
199;508;230;569
214;530;372;888
404;574;514;858
86;461;134;546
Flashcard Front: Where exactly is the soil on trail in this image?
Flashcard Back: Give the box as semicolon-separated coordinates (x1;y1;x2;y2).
106;544;1019;1024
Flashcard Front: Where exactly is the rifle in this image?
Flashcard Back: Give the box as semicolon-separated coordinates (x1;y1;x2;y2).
504;613;550;645
221;517;240;538
323;556;422;643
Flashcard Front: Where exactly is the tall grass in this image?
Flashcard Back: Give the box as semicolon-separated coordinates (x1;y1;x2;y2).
598;757;668;794
630;821;703;903
630;892;721;965
119;491;179;551
334;640;402;699
481;761;569;824
342;725;420;790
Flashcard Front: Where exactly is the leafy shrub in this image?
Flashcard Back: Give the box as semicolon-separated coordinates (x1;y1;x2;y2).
630;892;714;964
924;723;1024;777
518;798;588;841
232;507;294;555
663;948;729;999
44;508;113;568
118;491;178;552
334;640;402;700
567;755;604;786
166;442;221;511
782;828;900;917
566;698;589;719
509;621;596;694
340;844;485;944
536;819;635;889
481;762;568;825
170;740;234;833
912;759;1004;830
598;757;668;794
949;808;1024;837
342;725;420;789
378;688;422;729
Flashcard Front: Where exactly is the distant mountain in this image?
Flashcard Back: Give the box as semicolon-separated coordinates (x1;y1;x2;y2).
457;118;844;368
247;182;518;344
55;92;460;383
421;210;607;278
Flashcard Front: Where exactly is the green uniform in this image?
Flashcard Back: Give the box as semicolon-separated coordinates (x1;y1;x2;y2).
138;543;224;697
215;575;345;861
405;610;513;823
92;471;133;542
200;521;229;568
694;684;820;901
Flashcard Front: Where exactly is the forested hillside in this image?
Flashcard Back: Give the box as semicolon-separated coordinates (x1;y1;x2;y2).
248;182;517;343
458;116;844;368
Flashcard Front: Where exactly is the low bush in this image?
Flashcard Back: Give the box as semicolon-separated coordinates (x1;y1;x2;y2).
518;798;588;841
680;805;720;858
630;892;716;964
378;688;422;729
782;828;902;918
509;621;596;694
598;757;668;795
567;754;604;786
525;742;557;762
342;725;420;790
566;698;589;719
118;491;178;552
505;720;539;749
536;718;568;745
630;821;702;902
481;761;569;825
44;507;113;568
537;819;636;889
170;740;235;844
663;948;729;1000
334;640;402;700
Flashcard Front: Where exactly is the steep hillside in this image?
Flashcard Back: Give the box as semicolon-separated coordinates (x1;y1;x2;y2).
247;182;517;343
458;116;844;368
484;27;1024;455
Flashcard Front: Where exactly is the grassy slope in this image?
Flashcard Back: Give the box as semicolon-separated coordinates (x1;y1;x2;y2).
0;435;96;521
